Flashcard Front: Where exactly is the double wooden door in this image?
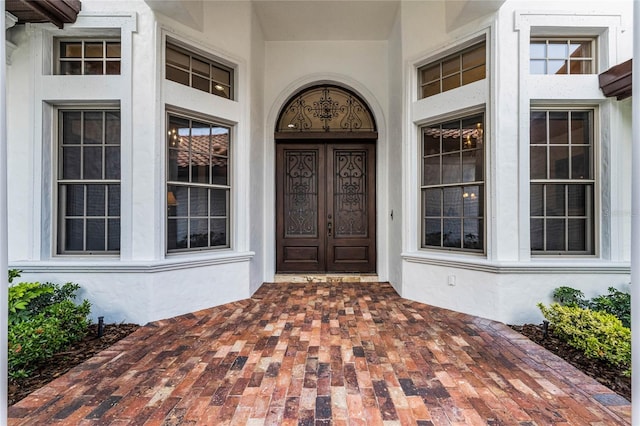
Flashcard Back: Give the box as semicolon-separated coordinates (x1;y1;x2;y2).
276;142;376;273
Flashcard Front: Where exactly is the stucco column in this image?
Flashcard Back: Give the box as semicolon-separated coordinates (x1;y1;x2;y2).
632;0;639;415
1;8;9;422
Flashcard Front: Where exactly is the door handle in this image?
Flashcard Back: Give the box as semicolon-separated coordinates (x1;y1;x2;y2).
327;221;332;237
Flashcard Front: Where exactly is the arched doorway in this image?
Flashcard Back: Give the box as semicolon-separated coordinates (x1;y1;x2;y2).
275;84;377;273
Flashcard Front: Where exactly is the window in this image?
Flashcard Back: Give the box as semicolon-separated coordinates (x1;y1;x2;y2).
56;39;121;75
167;112;230;252
165;42;233;99
57;109;121;254
421;113;485;251
530;38;595;75
530;109;594;254
419;42;486;99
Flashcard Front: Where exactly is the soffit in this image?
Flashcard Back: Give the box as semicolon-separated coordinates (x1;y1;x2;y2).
5;0;81;28
599;59;632;101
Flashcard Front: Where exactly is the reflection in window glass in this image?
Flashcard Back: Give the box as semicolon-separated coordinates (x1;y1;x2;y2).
529;38;594;75
57;39;121;75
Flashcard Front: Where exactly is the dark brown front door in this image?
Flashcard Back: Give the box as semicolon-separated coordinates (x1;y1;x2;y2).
276;142;376;273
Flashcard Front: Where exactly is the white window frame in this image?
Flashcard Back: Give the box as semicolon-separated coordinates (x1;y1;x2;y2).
529;37;597;75
54;37;122;75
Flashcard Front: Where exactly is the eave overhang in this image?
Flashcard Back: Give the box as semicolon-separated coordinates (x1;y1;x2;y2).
599;59;632;100
5;0;81;29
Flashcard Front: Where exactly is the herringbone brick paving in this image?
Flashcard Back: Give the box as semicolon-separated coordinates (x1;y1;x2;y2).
7;282;631;425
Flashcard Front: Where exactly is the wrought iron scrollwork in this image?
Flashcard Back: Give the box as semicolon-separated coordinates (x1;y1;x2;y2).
277;85;376;133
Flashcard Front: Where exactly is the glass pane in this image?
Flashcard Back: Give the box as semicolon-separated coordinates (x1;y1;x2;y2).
65;219;84;251
549;146;569;179
190;187;209;216
442;56;460;76
463;218;482;249
167;218;188;250
570;111;591;145
530;111;547;144
106;42;121;58
548;59;567;74
86;219;106;251
107;218;120;251
213;85;231;99
462;116;482;150
571;145;590;179
60;42;82;58
569;41;590;58
191;122;211;183
530;146;547;179
546;219;566;251
166;46;190;69
62;147;81;179
192;75;210;93
463;186;480;216
568;219;587;251
84;42;103;58
192;58;210;77
422;81;440;98
168;149;188;182
108;184;120;216
442;74;460;92
84;111;103;144
568;184;587;216
530;184;544;216
529;42;546;59
211;156;228;185
442;153;460;184
64;184;84;216
106;61;121;75
443;187;462;217
530;219;544;251
424;188;441;217
529;60;546;74
105;111;121;145
461;65;485;84
548;112;568;144
421;64;440;83
173;186;189;217
210;189;228;216
190;218;209;248
546;185;565;216
462;44;485;70
569;59;591;74
191;163;209;184
167;185;179;217
548;42;568;58
423;156;440;186
462;150;481;182
424;218;441;247
211;66;231;85
210;218;228;247
84;146;103;179
166;66;190;86
443;219;461;248
84;61;104;75
62;111;82;144
442;121;460;153
60;61;82;75
423;128;440;155
213;127;229;156
86;185;105;216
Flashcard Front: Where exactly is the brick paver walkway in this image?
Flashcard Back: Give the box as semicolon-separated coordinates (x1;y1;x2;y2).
8;282;631;425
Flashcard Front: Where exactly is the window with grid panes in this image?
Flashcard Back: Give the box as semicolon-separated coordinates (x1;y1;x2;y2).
530;109;595;254
419;42;486;99
57;109;120;254
421;113;485;251
530;38;595;75
56;39;121;75
165;42;233;100
167;112;231;252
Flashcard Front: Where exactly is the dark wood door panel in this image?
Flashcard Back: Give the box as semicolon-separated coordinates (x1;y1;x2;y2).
276;141;375;273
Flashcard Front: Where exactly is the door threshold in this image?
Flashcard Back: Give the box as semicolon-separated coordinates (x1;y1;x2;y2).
274;273;379;283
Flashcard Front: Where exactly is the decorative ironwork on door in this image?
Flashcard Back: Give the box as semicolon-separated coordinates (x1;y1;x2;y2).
334;150;367;236
277;85;376;133
284;151;318;236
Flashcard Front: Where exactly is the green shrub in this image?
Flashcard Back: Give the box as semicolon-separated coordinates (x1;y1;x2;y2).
7;270;91;379
538;302;631;373
552;286;588;308
552;285;630;328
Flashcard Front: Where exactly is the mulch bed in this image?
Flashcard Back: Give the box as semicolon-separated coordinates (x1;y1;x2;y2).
8;323;140;406
510;323;631;401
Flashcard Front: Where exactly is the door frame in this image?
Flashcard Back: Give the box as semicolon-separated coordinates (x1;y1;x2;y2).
264;77;389;281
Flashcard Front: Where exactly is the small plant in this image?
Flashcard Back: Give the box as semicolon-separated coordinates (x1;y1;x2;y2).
538;302;631;374
552;286;588;308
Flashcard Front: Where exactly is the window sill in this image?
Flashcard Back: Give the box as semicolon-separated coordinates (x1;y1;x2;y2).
10;251;255;273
